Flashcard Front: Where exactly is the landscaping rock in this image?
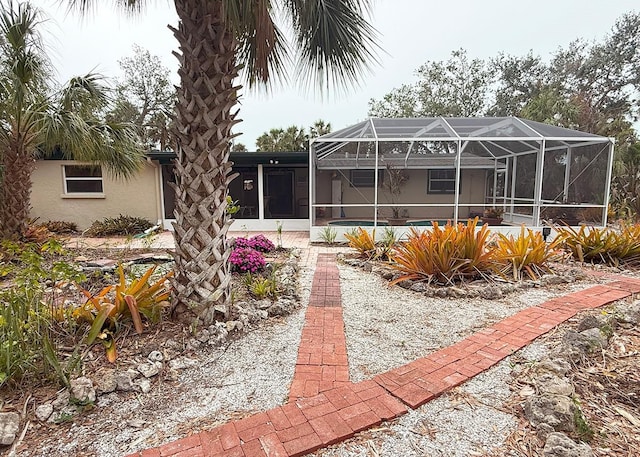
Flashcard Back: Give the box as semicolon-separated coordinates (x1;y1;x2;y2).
147;350;164;363
538;358;572;377
70;376;96;404
195;329;211;343
576;315;601;332
35;403;54;422
618;302;640;325
480;286;503;300
534;373;575;396
562;329;607;358
255;299;272;310
52;390;70;409
168;357;198;370
0;412;20;445
137;362;159;378
115;371;136;392
94;369;118;394
524;394;577;435
543;432;594;457
135;378;152;394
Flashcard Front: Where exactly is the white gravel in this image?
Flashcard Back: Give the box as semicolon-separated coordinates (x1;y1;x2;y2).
22;264;315;457
338;263;599;382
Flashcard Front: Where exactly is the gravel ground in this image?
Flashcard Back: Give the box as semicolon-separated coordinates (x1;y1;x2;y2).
338;263;600;382
19;265;315;457
18;256;605;457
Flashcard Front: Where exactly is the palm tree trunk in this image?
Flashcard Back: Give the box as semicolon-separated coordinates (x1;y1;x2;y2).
169;0;241;325
0;143;34;239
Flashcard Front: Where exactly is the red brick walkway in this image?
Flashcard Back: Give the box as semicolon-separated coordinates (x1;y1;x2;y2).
127;256;640;457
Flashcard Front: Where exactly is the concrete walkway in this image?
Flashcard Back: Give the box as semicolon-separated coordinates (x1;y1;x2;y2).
124;248;640;457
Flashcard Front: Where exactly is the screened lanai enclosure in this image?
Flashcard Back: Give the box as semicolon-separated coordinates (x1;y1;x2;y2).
309;117;614;238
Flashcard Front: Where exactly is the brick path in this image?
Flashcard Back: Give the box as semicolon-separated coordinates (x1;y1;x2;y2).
127;254;640;457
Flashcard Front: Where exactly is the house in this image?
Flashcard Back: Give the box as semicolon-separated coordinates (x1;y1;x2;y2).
30;117;614;241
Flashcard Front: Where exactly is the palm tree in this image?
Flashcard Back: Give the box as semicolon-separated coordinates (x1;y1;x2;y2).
0;1;144;239
66;0;379;326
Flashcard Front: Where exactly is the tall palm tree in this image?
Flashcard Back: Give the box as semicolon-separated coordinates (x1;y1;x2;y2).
66;0;379;326
0;1;144;239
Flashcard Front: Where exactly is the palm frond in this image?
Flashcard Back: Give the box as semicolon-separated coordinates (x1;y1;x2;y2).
224;0;290;88
284;0;380;92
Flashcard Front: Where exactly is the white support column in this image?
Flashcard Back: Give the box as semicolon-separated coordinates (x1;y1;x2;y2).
373;140;379;232
454;140;462;223
510;156;517;215
533;141;546;226
602;140;615;226
257;164;265;220
492;160;498;207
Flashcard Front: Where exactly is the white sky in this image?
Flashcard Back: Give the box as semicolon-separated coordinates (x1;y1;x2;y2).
39;0;638;149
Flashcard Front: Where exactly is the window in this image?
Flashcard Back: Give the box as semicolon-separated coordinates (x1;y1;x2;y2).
63;165;103;194
428;169;457;194
349;169;383;187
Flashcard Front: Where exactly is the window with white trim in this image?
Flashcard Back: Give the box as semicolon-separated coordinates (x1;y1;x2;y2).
63;165;103;193
427;169;457;194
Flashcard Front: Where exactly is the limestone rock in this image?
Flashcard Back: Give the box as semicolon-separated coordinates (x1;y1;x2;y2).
135;378;152;394
147;350;164;362
52;390;70;409
94;369;118;394
538;358;572;377
0;412;20;445
580;328;608;348
480;286;503;300
618;302;640;325
543;432;593;457
70;376;96;404
195;329;211;343
35;403;54;421
115;371;136;392
535;373;575;396
576;316;601;332
137;362;159;378
524;394;576;434
168;357;198;370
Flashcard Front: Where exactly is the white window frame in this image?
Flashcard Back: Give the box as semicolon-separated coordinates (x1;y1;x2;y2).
62;164;105;197
427;169;457;194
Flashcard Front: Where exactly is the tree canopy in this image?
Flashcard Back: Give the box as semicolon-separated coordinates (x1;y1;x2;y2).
255;119;332;152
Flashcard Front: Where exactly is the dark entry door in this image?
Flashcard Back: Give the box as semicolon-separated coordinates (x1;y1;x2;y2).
265;169;295;218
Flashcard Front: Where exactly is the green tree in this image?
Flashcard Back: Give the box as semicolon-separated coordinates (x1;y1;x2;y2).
108;45;175;150
231;142;247;152
256;120;333;151
369;49;493;117
67;0;378;325
0;1;143;239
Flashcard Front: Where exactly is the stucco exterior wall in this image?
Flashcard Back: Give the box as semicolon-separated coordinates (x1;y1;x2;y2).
30;160;161;230
321;169;487;219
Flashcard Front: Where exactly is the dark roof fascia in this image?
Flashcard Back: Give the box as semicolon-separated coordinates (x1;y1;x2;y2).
146;150;308;165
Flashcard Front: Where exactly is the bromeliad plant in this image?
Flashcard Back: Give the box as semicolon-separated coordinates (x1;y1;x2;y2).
555;222;640;266
390;218;494;285
492;226;564;280
73;265;172;362
345;227;395;261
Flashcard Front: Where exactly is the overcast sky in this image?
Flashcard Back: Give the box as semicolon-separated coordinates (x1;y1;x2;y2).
39;0;638;149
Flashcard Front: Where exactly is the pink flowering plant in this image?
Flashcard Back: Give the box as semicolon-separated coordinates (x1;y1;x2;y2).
229;247;266;273
233;234;275;253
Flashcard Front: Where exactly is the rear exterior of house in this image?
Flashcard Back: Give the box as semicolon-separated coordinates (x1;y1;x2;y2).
29;117;614;240
30;151;310;232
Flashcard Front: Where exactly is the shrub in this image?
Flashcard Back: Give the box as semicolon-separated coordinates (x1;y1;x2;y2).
555;223;640;266
344;227;394;260
319;226;337;244
492;226;564;280
390;218;494;284
233;234;275;253
0;240;85;387
41;220;78;234
250;276;278;299
86;214;153;236
229;247;266;273
72;264;172;362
